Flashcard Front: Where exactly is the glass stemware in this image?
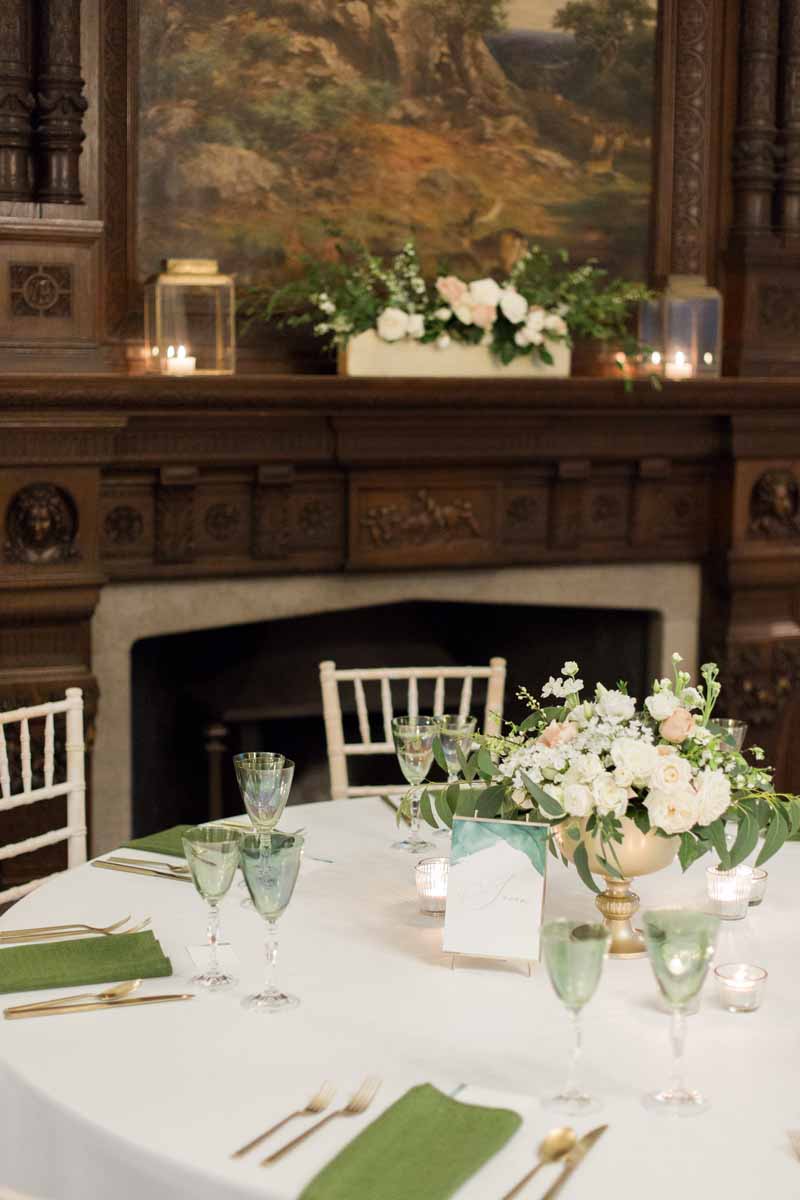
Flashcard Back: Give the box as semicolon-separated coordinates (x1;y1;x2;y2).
233;752;294;851
391;715;438;853
541;920;610;1115
239;831;304;1013
182;826;243;991
641;908;720;1116
714;718;748;752
435;714;477;834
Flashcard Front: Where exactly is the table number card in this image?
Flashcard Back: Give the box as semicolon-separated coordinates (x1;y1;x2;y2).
443;816;549;965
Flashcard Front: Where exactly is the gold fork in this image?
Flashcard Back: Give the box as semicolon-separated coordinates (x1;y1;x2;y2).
0;915;137;941
0;918;151;946
261;1077;381;1166
106;857;190;874
231;1082;335;1159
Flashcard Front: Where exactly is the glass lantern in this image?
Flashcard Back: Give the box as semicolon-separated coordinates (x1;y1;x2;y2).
144;259;235;375
639;275;722;380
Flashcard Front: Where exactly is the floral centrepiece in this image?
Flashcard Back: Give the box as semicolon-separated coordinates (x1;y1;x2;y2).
243;235;652;372
416;655;800;893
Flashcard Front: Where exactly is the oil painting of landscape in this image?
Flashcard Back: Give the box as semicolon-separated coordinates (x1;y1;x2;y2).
137;0;658;289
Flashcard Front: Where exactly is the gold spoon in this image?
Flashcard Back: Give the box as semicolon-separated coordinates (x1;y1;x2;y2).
5;979;142;1015
500;1127;577;1200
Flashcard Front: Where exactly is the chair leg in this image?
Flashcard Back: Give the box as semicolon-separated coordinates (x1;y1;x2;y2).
205;722;229;822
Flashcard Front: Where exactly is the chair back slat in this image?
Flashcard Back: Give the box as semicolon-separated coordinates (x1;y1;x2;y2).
319;659;506;801
44;712;55;789
0;726;9;801
353;677;371;745
0;689;87;904
380;677;394;743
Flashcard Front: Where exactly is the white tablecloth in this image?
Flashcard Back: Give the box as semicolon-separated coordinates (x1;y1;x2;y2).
1;798;798;1200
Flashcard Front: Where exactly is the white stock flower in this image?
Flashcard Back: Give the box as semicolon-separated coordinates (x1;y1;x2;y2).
649;753;693;794
564;752;603;785
469;278;502;307
434;307;452;321
453;302;474;325
543;312;568;337
681;687;704;711
567;702;594;726
563;782;594;818
610;737;658;787
595;687;636;724
645;691;680;722
319;299;336;315
520;306;547;346
592;772;629;818
498;287;528;324
645;787;699;834
562;661;579;676
376;307;410;342
672;652;683;663
694;769;731;826
407;313;425;339
541;676;566;699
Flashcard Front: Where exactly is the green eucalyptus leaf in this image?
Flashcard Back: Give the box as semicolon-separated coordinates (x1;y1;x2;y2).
521;774;565;818
572;842;600;894
476;784;506;818
728;811;760;867
432;736;449;775
705;817;731;869
678;832;710;872
477;745;495;779
756;810;789;866
596;854;624;880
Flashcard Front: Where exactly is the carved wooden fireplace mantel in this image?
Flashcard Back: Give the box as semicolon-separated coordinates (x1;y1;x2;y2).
2;372;800;877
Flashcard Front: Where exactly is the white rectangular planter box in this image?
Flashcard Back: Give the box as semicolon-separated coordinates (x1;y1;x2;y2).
339;330;571;378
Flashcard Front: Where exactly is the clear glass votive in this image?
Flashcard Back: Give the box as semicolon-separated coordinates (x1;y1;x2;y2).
706;865;752;919
714;963;767;1012
713;718;748;752
415;857;449;915
748;868;768;906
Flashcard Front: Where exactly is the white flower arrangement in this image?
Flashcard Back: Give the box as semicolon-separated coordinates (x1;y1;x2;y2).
416;655;800;892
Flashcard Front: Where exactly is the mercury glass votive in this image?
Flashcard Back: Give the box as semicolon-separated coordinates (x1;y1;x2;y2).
714;963;767;1012
706;864;752;919
748;868;768;906
415;857;449;915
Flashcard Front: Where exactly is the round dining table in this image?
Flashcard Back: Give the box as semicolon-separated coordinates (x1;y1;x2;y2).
0;797;797;1200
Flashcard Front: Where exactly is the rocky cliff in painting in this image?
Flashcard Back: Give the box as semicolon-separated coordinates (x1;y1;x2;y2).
138;0;655;286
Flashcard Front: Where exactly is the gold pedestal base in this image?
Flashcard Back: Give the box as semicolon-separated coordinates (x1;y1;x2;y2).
595;877;647;959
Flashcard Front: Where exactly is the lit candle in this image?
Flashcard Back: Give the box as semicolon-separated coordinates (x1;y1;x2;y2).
165;344;196;375
415;857;449;915
664;350;693;380
714;963;766;1012
706;864;752;919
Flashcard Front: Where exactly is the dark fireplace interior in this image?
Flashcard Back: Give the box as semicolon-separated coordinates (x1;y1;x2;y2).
130;600;656;835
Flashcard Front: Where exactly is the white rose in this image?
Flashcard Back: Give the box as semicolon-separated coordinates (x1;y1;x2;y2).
543;313;568;337
595;686;636;724
514;328;531;347
567;702;594;726
694;769;731;826
498;287;528;324
649;753;692;794
592;772;629;818
521;306;546;346
645;691;679;722
453;302;474;325
407;313;424;339
610;737;658;787
376;307;409;342
434;307;452;321
645;786;700;834
563;782;594;818
469;278;502;307
564;753;603;785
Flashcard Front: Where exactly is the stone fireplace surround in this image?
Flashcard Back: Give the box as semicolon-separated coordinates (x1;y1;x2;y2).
92;562;700;854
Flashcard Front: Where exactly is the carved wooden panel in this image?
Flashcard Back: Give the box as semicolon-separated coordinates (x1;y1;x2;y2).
9;262;72;318
780;0;800;232
669;0;717;275
155;467;196;565
733;0;780;233
0;0;35;200
252;465;292;561
35;0;88;204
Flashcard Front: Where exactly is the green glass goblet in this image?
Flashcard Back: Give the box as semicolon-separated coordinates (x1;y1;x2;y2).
642;908;720;1116
182;826;243;991
391;715;438;853
541;919;610;1115
233;753;293;851
435;714;477;836
239;831;304;1013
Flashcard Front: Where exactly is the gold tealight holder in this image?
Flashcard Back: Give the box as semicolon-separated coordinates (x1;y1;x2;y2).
415;857;449;915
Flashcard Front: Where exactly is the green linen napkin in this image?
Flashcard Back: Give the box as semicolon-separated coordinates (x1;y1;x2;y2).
120;824;194;859
299;1084;522;1200
0;930;172;995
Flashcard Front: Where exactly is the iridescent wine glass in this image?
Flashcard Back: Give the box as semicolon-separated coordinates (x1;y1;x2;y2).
391;715;438;853
233;753;293;852
541;920;610;1114
239;831;304;1013
435;714;477;834
642;908;720;1116
182;826;243;991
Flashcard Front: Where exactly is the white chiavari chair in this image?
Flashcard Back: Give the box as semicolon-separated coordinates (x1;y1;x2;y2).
319;659;506;801
0;688;86;905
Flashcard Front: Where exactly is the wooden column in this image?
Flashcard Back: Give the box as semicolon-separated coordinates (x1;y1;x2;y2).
35;0;87;204
0;0;35;200
780;0;800;235
732;0;781;235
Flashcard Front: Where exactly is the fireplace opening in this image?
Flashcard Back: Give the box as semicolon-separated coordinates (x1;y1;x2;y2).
130;599;656;835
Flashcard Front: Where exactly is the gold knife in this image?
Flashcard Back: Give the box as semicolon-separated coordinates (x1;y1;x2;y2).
539;1125;607;1200
4;994;195;1019
91;861;192;883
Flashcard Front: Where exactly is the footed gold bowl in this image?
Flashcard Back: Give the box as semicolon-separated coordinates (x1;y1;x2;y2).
557;815;679;958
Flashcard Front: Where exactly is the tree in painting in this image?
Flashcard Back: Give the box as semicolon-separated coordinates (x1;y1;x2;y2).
138;0;658;288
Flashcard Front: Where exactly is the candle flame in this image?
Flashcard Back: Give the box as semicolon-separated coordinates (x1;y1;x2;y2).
651;351;661;365
675;351;686;366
